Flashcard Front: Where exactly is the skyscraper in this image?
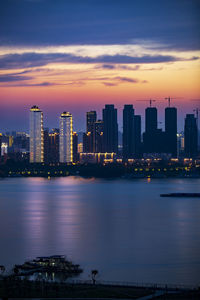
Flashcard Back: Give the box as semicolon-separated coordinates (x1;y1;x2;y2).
184;114;198;158
134;115;141;157
145;107;157;133
123;105;134;159
143;107;158;153
86;111;97;133
48;129;59;163
143;106;166;154
59;112;73;163
73;132;78;163
165;107;177;157
29;105;44;163
94;120;103;152
85;111;97;152
103;105;118;153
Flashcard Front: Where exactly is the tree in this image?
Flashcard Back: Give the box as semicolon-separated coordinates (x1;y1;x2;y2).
91;269;98;285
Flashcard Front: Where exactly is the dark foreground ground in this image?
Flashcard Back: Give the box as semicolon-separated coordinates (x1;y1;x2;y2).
0;279;199;299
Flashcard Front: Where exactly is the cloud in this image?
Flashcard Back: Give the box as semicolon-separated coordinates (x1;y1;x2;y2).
114;76;139;83
102;82;118;87
0;1;199;51
99;64;141;70
0;74;33;82
0;52;197;70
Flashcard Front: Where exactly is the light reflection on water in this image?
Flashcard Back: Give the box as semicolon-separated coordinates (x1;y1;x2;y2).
0;177;200;285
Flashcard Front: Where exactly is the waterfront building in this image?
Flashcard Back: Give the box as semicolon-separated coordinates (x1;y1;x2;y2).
79;152;116;164
165;107;177;157
184;114;198;158
29;105;44;163
59;112;73;163
123;105;134;159
103;104;118;153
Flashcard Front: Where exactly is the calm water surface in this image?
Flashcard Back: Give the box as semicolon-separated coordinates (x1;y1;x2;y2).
0;177;199;285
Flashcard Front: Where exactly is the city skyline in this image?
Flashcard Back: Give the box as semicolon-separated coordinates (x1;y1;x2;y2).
0;0;199;131
0;102;199;135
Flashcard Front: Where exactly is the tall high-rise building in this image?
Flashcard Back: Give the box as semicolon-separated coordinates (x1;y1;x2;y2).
134;115;141;157
73;132;78;163
103;105;118;153
83;132;92;153
86;111;97;133
59;112;73;163
94;120;103;152
143;107;158;153
43;128;49;163
123;105;134;159
85;111;97;152
143;106;166;154
184;114;198;158
48;129;59;163
29;105;44;163
145;107;157;133
165;107;177;157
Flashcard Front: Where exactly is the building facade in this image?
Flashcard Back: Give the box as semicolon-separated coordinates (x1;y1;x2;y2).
123;105;134;159
165;107;177;157
184;114;198;158
103;104;118;153
29;105;44;163
59;112;73;163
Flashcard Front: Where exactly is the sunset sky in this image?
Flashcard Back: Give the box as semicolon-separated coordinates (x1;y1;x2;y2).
0;0;200;132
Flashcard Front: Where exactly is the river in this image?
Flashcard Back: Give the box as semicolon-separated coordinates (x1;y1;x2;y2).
0;177;199;285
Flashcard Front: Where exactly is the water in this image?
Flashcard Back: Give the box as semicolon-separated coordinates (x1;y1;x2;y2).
0;177;199;285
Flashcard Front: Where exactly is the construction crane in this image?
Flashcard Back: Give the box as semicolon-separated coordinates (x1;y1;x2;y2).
165;97;182;107
137;99;156;107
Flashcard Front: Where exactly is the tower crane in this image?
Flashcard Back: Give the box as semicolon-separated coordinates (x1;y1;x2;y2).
137;99;156;107
165;97;182;107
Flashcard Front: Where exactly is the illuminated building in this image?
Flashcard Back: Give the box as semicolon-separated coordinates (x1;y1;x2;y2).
59;112;73;163
78;143;83;153
83;111;97;152
48;129;59;163
103;104;118;153
79;152;116;164
1;143;8;156
83;132;92;153
29;105;44;163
